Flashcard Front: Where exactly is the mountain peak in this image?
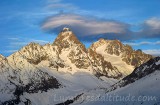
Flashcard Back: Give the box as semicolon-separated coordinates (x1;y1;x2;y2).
98;38;107;43
53;28;86;52
62;27;71;32
90;38;107;51
60;27;73;36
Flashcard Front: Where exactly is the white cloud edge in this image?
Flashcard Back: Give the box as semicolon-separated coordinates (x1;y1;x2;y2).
143;49;160;56
124;41;160;46
42;14;129;35
6;38;50;53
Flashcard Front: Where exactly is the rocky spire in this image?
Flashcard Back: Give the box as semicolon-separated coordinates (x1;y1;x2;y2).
53;27;86;52
52;27;90;70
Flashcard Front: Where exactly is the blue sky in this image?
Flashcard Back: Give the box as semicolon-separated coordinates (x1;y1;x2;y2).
0;0;160;56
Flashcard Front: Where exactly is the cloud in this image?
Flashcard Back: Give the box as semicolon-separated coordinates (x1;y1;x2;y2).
2;50;18;53
7;37;49;51
9;40;48;46
124;41;160;46
7;38;20;41
1;37;50;56
140;17;160;38
145;18;160;30
47;0;61;3
30;39;49;44
41;15;160;42
47;3;78;10
42;14;132;41
46;0;78;11
143;49;160;56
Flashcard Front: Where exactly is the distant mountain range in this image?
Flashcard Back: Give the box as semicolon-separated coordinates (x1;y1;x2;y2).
0;28;159;105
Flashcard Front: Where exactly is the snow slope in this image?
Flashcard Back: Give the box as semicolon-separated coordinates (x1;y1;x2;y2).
19;67;117;105
0;54;118;105
73;57;160;105
90;38;152;77
96;45;134;76
0;28;155;105
78;70;160;105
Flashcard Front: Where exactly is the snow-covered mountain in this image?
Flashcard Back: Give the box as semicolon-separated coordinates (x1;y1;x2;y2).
0;54;62;104
74;57;160;105
90;38;152;76
107;56;160;92
11;28;125;78
0;27;155;105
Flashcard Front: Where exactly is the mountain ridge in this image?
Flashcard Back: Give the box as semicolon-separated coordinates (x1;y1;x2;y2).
89;38;152;76
1;27;152;78
75;56;160;105
0;27;158;105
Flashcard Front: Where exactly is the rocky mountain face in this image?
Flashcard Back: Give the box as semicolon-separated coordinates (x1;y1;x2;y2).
90;38;152;76
2;28;152;78
76;57;160;105
6;28;151;78
0;54;61;104
0;27;154;105
9;28;124;78
107;56;160;92
87;48;122;78
53;28;91;70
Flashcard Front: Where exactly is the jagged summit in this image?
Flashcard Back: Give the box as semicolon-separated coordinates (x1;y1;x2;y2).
62;27;71;32
2;28;152;77
59;27;73;37
90;38;152;67
52;27;91;71
0;27;158;105
53;27;86;52
89;38;152;76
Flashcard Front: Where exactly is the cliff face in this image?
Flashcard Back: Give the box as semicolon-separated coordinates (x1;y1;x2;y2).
89;38;152;76
3;28;152;78
0;27;155;105
53;28;90;70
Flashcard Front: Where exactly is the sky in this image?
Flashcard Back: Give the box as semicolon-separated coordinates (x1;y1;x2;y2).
0;0;160;56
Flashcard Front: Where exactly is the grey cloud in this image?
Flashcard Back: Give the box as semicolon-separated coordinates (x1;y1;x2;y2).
47;3;78;10
123;41;160;46
140;17;160;38
143;49;160;56
42;14;132;41
41;14;160;42
46;0;78;11
7;38;49;49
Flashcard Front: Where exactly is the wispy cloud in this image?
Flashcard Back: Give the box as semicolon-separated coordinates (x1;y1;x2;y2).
2;50;18;53
143;49;160;56
47;0;61;3
42;0;160;42
9;38;49;46
7;38;20;41
1;37;50;56
30;39;49;44
42;14;132;41
140;17;160;38
7;37;49;51
145;18;160;30
46;0;78;12
124;41;160;46
47;3;78;10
